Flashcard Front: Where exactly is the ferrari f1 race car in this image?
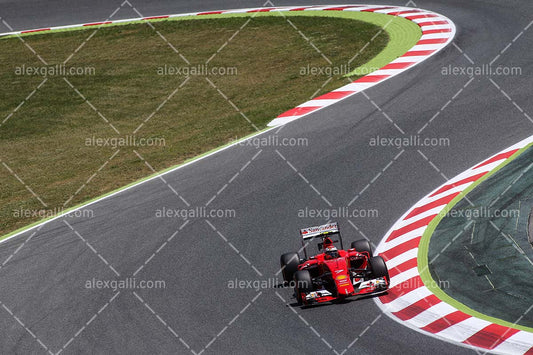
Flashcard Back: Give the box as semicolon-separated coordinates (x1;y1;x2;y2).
279;222;390;306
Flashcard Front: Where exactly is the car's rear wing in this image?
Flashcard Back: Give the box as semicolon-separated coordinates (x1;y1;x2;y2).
299;222;343;259
300;222;339;240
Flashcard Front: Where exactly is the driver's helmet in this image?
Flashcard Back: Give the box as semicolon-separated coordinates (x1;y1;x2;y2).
324;245;339;259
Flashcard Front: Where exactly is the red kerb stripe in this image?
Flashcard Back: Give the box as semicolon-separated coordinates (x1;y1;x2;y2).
247;8;275;12
361;6;396;12
429;172;487;197
380;237;421;261
388;258;418;278
83;21;112;26
353;75;389;83
197;11;224;15
381;62;415;70
386;215;437;242
463;324;520;349
277;106;320;118
313;91;354;100
421;311;471;333
392;294;441;320
379;276;424;304
387;10;422;15
417;38;448;45
404;192;460;220
418;20;448;26
406;14;438;20
324;6;362;11
474;149;518;169
21;28;50;33
403;50;436;56
143;15;169;20
423;28;451;35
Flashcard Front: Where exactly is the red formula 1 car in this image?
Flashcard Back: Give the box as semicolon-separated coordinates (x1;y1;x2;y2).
279;222;389;306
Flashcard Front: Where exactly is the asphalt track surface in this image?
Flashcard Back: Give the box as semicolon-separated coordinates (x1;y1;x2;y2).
0;0;532;354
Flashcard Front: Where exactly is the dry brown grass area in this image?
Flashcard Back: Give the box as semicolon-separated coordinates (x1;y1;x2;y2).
0;16;388;234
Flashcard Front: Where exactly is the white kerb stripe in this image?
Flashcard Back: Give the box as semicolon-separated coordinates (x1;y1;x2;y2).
369;69;405;76
381;287;433;313
411;44;447;51
417;185;468;205
340;82;384;91
419;25;453;31
471;160;508;172
435;317;492;342
380;226;427;250
392;56;429;63
407;302;461;329
401;206;443;225
386;248;418;269
297;99;338;107
410;17;448;24
421;33;454;40
389;266;419;287
492;331;533;354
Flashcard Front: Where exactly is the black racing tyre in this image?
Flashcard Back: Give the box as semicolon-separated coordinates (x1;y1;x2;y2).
369;256;389;279
294;270;313;305
294;270;313;292
280;252;299;283
351;239;373;257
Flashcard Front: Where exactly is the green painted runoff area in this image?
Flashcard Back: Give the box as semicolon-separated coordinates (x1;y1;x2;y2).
428;145;533;328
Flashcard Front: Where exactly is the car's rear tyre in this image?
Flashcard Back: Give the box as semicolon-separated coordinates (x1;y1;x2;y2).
369;256;389;279
351;239;373;257
294;270;313;305
280;252;299;283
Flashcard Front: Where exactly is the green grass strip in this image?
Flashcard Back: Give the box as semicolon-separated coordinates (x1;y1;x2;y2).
418;142;533;333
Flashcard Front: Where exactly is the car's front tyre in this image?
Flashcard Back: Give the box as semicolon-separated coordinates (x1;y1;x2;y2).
351;239;373;257
369;256;389;279
294;270;313;305
280;252;299;284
